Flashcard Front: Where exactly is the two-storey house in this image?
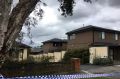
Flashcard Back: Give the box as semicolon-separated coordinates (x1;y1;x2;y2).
42;38;67;62
42;38;67;53
66;25;120;64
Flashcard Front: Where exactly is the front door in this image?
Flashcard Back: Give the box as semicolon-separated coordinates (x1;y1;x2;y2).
109;49;113;60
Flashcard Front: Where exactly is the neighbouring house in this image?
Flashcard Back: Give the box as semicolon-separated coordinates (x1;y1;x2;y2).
30;47;43;55
29;47;43;62
42;38;67;62
66;25;120;64
9;42;31;62
42;38;67;53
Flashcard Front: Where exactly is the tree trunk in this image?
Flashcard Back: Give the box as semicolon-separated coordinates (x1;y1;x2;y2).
0;0;12;64
0;0;39;65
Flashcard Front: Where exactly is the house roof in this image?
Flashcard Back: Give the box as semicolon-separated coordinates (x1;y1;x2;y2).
30;48;43;54
31;48;42;52
66;25;120;35
15;42;31;48
42;38;67;43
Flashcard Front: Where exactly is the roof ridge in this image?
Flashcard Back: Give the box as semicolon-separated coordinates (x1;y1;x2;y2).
66;25;120;34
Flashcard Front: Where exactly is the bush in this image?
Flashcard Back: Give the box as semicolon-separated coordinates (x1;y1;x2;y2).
62;49;90;64
39;56;54;63
93;58;113;65
2;60;23;70
27;56;35;63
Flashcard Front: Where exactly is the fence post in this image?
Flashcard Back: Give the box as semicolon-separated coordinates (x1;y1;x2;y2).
71;58;80;73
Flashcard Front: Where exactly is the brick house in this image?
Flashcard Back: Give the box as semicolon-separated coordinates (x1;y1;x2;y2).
42;38;67;53
42;38;67;62
66;25;120;64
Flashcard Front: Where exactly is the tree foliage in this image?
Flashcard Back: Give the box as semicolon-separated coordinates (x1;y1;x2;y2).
58;0;91;16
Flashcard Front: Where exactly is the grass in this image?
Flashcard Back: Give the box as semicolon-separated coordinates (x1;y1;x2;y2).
81;77;111;79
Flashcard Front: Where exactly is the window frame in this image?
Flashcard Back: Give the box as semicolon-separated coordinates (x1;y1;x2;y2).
69;34;76;40
115;33;118;40
101;32;105;40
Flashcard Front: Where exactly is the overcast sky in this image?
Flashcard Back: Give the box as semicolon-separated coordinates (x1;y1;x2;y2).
21;0;120;47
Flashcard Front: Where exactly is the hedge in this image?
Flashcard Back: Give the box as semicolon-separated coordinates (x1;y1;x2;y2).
62;49;90;64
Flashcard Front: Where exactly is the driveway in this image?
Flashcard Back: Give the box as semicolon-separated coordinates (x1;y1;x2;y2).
81;65;120;74
81;65;120;79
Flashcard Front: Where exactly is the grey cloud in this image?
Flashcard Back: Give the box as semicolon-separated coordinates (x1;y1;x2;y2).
58;9;94;22
100;18;120;23
94;0;120;8
58;0;100;22
109;0;120;7
30;26;60;38
93;0;108;6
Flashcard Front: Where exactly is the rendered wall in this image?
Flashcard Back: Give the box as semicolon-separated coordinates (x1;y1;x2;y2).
53;51;66;62
89;47;108;64
18;48;28;61
29;51;66;62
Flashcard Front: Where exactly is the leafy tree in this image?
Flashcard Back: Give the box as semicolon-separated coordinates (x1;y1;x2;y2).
0;0;91;65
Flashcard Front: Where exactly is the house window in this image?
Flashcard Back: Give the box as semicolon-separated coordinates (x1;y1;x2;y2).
19;49;23;58
53;43;62;47
69;34;76;40
100;32;105;39
115;33;118;40
53;43;57;47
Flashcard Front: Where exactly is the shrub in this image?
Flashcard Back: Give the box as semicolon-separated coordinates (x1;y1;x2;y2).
93;57;113;65
2;60;22;70
27;56;35;63
38;56;54;63
62;49;90;64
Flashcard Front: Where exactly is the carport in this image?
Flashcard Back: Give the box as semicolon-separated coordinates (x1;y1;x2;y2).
109;46;120;65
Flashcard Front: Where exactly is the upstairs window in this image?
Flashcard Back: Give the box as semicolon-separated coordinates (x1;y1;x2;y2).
53;43;62;47
69;34;76;40
99;32;105;39
102;32;105;39
53;43;57;47
115;33;118;40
